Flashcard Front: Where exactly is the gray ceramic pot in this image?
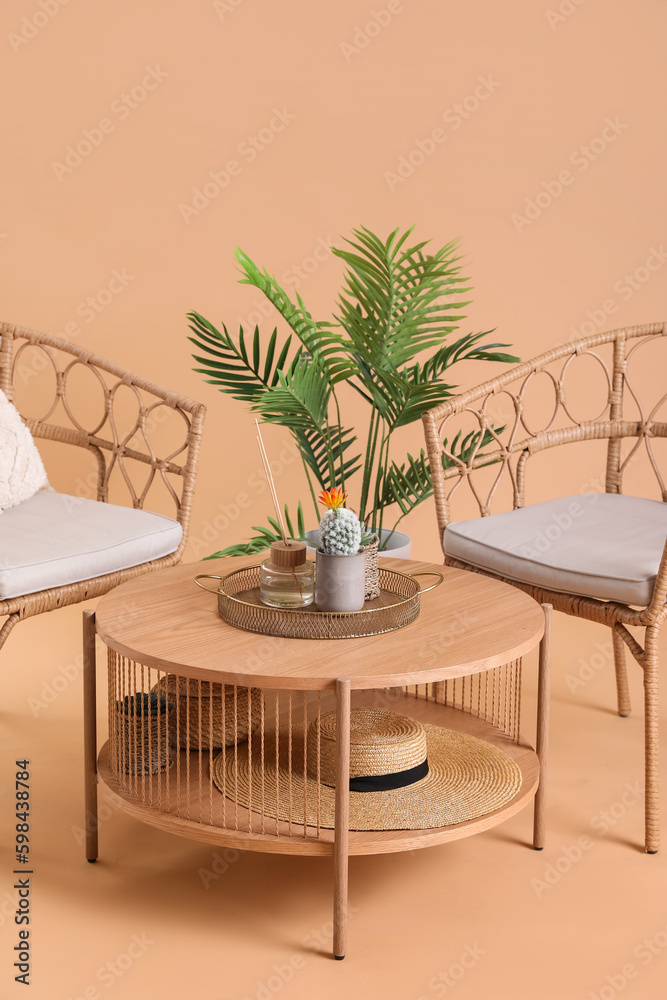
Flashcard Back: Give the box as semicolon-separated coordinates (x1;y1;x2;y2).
315;550;366;612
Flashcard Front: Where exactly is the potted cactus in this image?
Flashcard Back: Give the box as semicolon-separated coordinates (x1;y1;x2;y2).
315;488;367;612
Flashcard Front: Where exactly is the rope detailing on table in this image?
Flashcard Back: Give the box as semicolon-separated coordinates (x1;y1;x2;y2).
431;661;522;743
105;654;523;838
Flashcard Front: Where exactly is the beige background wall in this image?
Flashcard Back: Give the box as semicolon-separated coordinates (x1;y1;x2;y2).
2;3;667;999
3;0;666;559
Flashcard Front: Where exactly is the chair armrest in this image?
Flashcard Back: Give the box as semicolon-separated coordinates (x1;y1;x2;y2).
422;322;667;549
1;322;206;555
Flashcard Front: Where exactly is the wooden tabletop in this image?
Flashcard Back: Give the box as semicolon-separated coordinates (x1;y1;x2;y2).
95;556;544;689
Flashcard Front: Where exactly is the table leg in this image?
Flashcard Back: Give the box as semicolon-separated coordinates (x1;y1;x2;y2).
533;604;552;850
83;610;98;863
333;678;351;960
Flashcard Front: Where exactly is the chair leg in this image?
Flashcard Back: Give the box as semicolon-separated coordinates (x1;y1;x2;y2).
612;626;631;718
333;678;351;960
0;613;20;656
533;604;552;850
83;611;99;863
644;626;660;854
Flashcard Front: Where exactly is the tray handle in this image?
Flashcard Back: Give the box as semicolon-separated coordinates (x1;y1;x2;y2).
409;571;443;594
195;574;222;594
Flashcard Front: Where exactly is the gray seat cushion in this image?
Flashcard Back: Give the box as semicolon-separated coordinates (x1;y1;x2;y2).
444;494;667;607
0;491;182;599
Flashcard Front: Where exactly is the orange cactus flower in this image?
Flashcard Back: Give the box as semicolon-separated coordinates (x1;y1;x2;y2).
318;486;347;509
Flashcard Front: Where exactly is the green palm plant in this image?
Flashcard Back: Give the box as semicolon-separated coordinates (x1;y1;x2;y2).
188;226;518;557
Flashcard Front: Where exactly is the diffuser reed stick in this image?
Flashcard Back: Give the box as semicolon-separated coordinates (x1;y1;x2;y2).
255;419;289;543
255;420;313;607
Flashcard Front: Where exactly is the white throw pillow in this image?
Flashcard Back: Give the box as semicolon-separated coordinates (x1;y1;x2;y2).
0;390;49;511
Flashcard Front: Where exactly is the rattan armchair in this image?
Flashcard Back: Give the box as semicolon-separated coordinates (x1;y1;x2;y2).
422;322;667;854
0;321;206;656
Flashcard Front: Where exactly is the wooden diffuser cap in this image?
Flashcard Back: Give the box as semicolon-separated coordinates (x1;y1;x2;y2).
270;540;307;567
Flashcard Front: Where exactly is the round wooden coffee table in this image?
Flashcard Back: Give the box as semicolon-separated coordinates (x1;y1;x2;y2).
83;557;550;960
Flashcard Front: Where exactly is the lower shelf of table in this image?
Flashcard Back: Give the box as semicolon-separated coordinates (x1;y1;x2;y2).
97;692;540;857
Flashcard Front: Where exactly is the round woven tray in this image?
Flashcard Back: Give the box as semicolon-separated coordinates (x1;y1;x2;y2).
152;674;262;750
195;566;441;640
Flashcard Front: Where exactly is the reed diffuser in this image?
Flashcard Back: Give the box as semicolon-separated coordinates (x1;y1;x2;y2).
255;421;314;608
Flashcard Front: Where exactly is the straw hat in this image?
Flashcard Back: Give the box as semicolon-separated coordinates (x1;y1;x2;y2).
212;707;521;831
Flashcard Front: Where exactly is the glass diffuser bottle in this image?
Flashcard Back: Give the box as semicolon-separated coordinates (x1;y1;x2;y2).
259;540;314;608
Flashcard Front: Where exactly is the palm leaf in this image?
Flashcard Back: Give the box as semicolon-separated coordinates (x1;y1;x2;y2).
190;227;520;550
378;427;502;515
235;249;357;385
376;332;519;430
334;227;471;374
205;502;307;558
414;330;519;383
188;311;300;402
379;449;434;516
379;375;459;430
251;357;330;432
295;424;362;490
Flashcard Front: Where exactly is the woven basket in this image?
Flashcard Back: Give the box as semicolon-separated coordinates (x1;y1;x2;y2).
117;694;172;775
153;675;262;750
361;537;380;601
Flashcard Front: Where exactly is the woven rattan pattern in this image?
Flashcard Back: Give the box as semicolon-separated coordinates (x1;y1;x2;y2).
422;322;667;853
154;674;262;750
0;321;205;656
118;710;172;775
215;565;422;639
